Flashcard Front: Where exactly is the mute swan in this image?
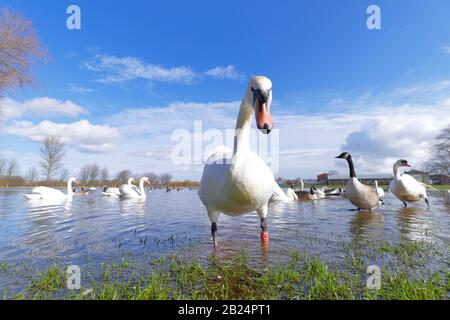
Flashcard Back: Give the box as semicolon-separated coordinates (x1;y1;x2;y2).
198;76;275;246
390;159;429;208
335;152;382;211
24;177;78;201
119;177;149;199
102;178;135;197
270;183;298;202
374;180;385;197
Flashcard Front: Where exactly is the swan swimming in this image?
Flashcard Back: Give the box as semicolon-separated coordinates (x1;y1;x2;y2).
270;183;299;202
24;177;78;201
390;159;429;208
101;178;135;198
119;177;149;199
335;152;382;211
374;180;385;197
198;76;276;246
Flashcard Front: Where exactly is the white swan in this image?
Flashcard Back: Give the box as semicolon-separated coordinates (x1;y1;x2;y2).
374;180;385;197
270;183;298;202
390;159;429;208
198;76;275;246
103;178;134;197
119;177;149;199
24;177;77;201
335;152;382;211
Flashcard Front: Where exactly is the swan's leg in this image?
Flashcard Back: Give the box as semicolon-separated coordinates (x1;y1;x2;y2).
425;198;430;209
257;205;269;242
403;201;407;208
207;209;220;247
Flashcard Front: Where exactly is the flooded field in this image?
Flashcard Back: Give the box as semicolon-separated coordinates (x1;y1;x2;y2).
0;188;449;299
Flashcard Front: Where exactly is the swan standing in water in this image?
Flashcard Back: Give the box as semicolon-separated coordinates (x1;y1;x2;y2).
390;159;429;208
335;152;382;211
119;177;149;199
198;76;275;246
24;177;78;201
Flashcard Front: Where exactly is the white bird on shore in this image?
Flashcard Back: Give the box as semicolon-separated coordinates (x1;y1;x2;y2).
390;159;429;209
335;152;382;211
120;177;149;199
198;76;276;246
24;177;78;201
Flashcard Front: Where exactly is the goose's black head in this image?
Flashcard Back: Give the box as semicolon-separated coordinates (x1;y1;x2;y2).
335;152;351;160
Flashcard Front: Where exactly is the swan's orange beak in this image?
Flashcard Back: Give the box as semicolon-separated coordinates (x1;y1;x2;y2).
256;101;273;134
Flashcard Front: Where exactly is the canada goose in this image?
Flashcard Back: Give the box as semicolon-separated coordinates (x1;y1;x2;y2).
390;159;429;208
198;76;275;246
335;152;382;211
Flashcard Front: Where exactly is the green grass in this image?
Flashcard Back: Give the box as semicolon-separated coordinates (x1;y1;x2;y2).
1;240;448;300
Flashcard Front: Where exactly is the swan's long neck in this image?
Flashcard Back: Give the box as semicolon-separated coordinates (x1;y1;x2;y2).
300;180;304;191
67;180;74;198
139;179;146;197
233;101;253;156
393;165;401;179
346;157;357;179
375;180;379;189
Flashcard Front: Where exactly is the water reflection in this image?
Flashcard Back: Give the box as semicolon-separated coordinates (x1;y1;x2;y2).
0;189;448;269
396;207;432;242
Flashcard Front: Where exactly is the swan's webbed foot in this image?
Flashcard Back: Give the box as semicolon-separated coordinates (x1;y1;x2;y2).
403;201;407;208
211;222;218;247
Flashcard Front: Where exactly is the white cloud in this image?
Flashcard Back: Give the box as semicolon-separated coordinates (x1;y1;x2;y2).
443;46;450;54
82;54;243;85
0;97;88;121
83;54;198;84
68;83;94;94
205;65;243;80
5;120;121;153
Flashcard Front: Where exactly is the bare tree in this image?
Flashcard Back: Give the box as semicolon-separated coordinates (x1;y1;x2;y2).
0;156;6;176
79;165;90;182
26;166;38;182
426;125;450;175
0;7;47;93
5;158;18;187
143;172;159;185
116;170;132;184
59;168;70;181
100;167;109;183
159;173;173;186
88;164;100;183
39;135;66;181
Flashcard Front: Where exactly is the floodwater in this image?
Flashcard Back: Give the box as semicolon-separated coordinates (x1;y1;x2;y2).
0;188;449;291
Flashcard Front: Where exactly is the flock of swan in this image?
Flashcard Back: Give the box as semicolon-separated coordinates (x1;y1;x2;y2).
22;76;448;247
24;176;150;201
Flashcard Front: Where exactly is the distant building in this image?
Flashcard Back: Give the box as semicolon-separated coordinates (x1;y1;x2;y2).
430;174;450;185
317;173;329;184
325;173;393;185
405;170;430;184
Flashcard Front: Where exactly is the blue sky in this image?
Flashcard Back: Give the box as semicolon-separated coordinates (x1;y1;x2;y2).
1;0;450;180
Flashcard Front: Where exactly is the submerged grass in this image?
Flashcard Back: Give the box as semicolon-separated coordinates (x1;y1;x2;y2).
1;240;448;300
